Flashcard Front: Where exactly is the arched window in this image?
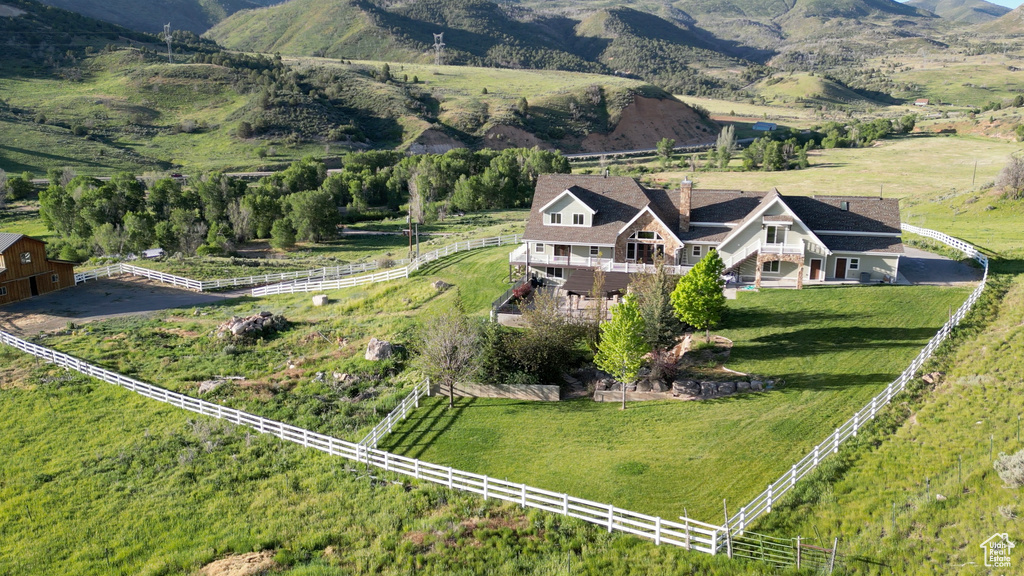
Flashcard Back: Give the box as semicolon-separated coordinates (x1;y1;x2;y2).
629;230;662;241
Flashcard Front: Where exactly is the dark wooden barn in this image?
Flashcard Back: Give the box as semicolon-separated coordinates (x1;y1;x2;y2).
0;233;76;305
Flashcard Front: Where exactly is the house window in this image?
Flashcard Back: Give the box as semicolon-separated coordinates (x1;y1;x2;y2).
762;261;780;273
534;243;545;253
546;267;563;279
20;252;31;264
51;274;59;283
0;287;6;296
631;230;661;240
590;246;600;257
692;245;702;258
765;225;784;244
548;213;562;225
849;258;860;271
572;213;585;225
626;244;635;260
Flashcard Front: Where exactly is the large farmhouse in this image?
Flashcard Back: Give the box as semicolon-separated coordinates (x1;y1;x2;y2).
0;233;76;305
510;174;903;291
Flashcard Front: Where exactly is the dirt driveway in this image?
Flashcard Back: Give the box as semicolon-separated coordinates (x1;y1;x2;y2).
0;277;247;336
899;247;984;286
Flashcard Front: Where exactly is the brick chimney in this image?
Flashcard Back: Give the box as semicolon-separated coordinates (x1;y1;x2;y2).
679;179;692;232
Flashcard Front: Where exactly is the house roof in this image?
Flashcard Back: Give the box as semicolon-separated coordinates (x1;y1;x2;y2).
689;190;769;224
538;187;597;215
785;196;902;234
817;235;904;254
0;232;25;253
679;226;731;243
524;176;903;254
525;175;652;244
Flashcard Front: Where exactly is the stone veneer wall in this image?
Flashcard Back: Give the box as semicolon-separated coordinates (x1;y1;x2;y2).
613;211;682;265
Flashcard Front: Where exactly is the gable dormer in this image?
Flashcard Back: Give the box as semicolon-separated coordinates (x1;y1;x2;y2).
539;188;597;227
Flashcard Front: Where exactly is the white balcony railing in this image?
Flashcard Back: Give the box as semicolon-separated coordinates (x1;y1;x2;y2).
601;262;690;275
510;247;612;268
761;242;804;255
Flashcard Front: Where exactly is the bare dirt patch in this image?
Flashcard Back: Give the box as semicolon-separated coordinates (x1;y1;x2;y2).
199;551;278;576
482;124;554;151
0;277;242;336
581;96;714;152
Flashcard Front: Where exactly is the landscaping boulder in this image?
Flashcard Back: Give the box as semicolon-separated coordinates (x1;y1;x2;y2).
718;381;736;395
736;381;751;393
636;380;653;393
699;381;717;397
217;312;287;339
651;380;668;393
365;338;394;361
673;379;700;397
312;294;329;306
750;380;764;392
432;280;452;291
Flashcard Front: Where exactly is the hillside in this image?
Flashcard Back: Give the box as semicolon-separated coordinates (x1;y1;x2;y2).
208;0;754;97
977;5;1024;34
907;0;1011;24
35;0;283;33
0;0;153;75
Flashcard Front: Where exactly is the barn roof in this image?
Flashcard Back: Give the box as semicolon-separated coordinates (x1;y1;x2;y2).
0;233;25;253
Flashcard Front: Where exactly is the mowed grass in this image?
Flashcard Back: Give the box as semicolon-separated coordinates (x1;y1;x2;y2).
757;264;1024;575
380;284;970;522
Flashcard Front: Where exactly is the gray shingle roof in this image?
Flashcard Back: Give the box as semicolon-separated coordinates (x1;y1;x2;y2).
0;232;25;253
524;175;652;244
523;177;903;255
786;196;901;234
817;235;905;254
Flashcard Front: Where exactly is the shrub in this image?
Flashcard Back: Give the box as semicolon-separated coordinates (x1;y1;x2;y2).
995;450;1024;488
72;125;88;136
375;256;395;269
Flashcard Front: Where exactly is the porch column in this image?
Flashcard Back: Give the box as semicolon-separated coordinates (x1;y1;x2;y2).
754;261;763;289
796;263;804;290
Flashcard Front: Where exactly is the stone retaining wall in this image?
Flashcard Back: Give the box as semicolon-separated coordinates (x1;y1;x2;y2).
429;382;561;401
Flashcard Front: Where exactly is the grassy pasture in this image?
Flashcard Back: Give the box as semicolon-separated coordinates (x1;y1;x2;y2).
16;247;512;441
380;284;970;522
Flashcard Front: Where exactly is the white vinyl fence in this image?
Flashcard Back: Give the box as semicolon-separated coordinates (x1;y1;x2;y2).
73;235;521;296
252;235;521;296
73;262;391;292
359;379;431;449
0;329;722;554
724;224;989;536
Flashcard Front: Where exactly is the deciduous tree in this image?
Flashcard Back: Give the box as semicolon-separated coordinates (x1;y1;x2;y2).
671;249;726;342
595;293;649;410
416;295;478;408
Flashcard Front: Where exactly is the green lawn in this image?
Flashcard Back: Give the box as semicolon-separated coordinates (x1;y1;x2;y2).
380;285;971;523
756;263;1024;575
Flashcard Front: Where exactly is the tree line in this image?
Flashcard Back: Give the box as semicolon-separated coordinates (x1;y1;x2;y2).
37;147;569;261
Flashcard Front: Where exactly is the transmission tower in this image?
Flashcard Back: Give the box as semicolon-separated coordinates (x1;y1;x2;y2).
432;33;445;66
164;23;173;64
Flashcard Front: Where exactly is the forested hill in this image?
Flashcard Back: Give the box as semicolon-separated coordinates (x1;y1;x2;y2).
208;0;755;97
34;0;283;33
0;0;154;75
907;0;1012;24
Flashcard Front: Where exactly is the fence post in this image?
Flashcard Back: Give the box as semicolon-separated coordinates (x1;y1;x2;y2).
833;428;840;454
791;464;797;487
796;536;801;569
448;467;453;488
853;413;859;437
483;476;489;500
813;446;820;466
767;484;773;513
655;516;662;546
563;493;569;515
607;505;614;533
521;484;527;508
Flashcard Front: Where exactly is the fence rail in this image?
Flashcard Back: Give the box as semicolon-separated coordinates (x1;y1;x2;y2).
725;224;989;536
359;379;430;449
0;327;721;554
253;235;521;296
74;235;521;296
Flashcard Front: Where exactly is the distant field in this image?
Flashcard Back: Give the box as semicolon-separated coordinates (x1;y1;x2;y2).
881;53;1024;105
381;285;970;522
